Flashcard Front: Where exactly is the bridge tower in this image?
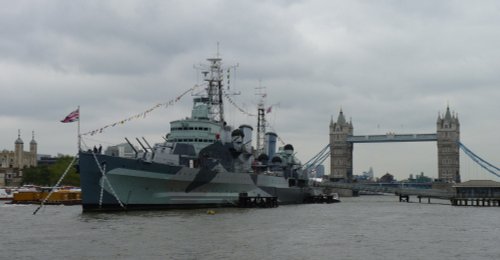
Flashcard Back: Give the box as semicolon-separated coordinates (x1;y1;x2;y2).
329;109;353;182
436;105;460;183
14;129;24;169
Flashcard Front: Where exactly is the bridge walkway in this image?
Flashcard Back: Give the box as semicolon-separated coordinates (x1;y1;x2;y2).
320;182;454;200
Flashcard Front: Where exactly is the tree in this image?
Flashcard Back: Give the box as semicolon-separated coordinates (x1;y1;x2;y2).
47;156;79;186
22;165;51;186
379;172;395;183
22;156;80;186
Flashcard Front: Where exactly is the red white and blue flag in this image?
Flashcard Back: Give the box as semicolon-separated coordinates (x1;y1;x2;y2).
61;109;79;123
266;106;272;113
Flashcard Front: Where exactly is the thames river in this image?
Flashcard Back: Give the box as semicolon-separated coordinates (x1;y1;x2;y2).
1;196;499;260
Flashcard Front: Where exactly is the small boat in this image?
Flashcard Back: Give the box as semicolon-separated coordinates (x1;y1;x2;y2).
0;188;15;200
9;186;81;205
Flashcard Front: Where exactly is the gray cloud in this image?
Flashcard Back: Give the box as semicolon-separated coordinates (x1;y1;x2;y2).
1;0;498;181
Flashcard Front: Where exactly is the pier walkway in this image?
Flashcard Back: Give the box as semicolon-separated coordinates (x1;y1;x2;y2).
319;181;500;206
320;182;454;200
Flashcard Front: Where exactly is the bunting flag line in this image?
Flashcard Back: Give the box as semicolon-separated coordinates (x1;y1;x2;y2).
61;108;79;123
224;94;256;117
81;85;199;136
224;93;285;145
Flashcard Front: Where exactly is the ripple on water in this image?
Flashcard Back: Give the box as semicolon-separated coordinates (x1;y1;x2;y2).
1;197;499;259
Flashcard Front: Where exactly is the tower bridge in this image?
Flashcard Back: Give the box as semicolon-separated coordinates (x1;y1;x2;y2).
328;105;460;183
302;105;499;203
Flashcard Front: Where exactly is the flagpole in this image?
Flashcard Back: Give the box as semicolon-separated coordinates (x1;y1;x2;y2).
78;105;81;152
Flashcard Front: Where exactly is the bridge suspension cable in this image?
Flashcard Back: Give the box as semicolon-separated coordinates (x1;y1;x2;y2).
458;142;499;178
303;144;331;174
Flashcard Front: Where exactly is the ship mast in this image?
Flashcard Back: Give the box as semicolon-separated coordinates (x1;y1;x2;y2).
195;44;239;124
204;57;225;123
255;82;267;156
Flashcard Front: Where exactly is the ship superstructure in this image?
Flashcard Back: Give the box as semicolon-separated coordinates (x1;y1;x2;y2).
164;56;233;154
78;54;334;211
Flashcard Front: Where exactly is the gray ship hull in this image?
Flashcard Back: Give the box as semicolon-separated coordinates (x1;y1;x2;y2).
79;152;318;211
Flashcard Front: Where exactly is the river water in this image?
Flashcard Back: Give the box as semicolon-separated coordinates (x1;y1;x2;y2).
1;195;498;260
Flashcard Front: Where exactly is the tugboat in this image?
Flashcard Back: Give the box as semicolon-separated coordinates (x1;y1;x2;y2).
78;54;333;211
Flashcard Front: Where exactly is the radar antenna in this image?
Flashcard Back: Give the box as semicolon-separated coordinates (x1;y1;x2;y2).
192;46;239;124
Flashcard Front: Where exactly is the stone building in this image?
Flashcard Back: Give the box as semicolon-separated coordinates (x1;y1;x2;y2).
0;130;38;186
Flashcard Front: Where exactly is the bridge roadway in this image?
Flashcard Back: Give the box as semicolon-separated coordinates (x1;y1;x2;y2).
320;182;454;200
347;133;437;143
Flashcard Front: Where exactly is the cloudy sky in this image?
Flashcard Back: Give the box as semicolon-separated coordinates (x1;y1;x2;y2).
1;0;498;181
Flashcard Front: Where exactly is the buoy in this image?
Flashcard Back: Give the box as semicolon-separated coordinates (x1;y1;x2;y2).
207;210;215;215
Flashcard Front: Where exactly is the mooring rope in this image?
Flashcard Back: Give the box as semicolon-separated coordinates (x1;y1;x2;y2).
33;154;78;215
98;164;105;208
81;138;126;209
89;149;126;209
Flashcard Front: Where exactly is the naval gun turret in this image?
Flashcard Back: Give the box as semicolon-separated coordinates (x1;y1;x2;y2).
195;128;255;173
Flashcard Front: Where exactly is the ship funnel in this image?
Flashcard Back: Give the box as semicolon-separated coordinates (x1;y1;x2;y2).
239;125;253;154
264;132;277;161
231;129;244;152
220;122;232;144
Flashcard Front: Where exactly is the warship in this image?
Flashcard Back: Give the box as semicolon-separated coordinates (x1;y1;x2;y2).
78;55;335;211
